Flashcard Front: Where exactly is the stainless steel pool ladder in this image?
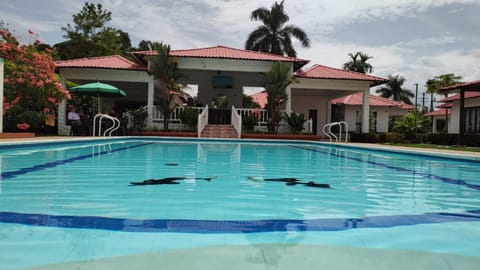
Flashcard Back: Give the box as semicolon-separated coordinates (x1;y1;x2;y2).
322;121;349;142
92;113;121;136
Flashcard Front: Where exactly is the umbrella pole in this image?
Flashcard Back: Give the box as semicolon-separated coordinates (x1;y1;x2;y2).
97;94;101;113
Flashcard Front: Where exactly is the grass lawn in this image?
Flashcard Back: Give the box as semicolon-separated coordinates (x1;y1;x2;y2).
382;143;480;153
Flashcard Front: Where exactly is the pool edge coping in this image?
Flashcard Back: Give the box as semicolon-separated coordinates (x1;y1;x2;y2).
0;136;478;162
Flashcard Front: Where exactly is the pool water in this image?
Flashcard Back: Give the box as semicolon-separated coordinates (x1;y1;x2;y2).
0;138;479;269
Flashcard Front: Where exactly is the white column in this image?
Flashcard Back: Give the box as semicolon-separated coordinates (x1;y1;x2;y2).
0;58;4;133
58;75;68;135
147;77;155;126
285;85;292;114
285;64;293;114
362;89;370;133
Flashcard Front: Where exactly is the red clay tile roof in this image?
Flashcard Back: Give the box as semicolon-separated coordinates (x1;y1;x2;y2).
331;92;414;109
295;64;388;86
437;91;480;102
439;80;480;92
131;45;309;66
437;103;452;108
424;109;450;117
56;55;147;71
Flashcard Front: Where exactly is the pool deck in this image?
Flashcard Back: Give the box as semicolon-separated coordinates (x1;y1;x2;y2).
0;136;478;159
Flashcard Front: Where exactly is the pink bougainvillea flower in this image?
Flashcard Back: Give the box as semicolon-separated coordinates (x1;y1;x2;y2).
47;97;56;103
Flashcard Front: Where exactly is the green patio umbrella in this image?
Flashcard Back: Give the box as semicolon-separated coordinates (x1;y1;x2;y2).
69;82;126;112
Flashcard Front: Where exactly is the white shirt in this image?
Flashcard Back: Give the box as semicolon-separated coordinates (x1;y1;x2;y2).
68;111;80;121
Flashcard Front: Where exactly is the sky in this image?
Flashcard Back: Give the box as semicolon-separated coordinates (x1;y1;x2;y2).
1;0;480;103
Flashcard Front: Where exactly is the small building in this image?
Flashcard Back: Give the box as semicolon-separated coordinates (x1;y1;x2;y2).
435;91;480;134
423;108;450;133
331;92;414;133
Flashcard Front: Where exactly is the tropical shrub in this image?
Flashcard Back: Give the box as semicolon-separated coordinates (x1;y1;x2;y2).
285;112;306;134
0;28;70;133
128;107;147;133
242;113;258;132
180;107;199;130
392;112;426;142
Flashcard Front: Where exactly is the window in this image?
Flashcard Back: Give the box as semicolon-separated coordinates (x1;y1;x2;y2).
464;106;480;133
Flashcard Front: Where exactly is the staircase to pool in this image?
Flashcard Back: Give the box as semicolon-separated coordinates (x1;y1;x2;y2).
201;124;238;138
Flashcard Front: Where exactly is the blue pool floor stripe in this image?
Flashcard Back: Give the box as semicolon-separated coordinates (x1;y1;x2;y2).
0;142;154;180
0;210;479;233
292;145;480;191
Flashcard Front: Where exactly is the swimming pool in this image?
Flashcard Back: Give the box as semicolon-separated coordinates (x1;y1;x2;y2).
0;138;479;269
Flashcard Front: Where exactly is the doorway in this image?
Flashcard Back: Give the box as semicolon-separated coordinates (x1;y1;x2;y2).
308;109;317;134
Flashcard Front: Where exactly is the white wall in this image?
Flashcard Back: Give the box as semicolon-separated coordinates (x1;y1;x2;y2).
291;94;330;135
449;97;480;134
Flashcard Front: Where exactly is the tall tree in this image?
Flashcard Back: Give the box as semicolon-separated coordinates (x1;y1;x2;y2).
136;40;163;51
147;43;185;130
245;1;310;57
376;75;414;105
263;61;296;132
55;2;131;59
343;52;373;73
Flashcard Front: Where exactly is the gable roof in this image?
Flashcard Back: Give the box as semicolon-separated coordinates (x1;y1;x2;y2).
424;109;450;117
56;55;147;71
331;92;414;109
131;45;309;69
438;91;480;102
295;64;388;86
439;80;480;93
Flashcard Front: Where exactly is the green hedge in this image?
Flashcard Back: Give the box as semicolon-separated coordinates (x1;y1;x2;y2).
350;132;480;146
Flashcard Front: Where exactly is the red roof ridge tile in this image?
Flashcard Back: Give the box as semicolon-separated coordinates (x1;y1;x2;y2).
297;64;387;82
56;55;146;71
131;45;309;63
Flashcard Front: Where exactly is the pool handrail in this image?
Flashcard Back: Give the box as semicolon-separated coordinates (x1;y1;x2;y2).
322;121;349;142
93;113;120;136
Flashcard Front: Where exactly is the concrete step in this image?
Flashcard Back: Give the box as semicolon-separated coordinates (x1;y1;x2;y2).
201;125;238;138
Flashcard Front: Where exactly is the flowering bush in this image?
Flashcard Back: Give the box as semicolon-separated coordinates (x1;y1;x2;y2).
0;28;70;132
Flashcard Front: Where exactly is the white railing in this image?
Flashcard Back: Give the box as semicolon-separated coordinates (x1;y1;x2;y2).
149;106;204;123
231;105;242;138
93;113;121;136
197;105;209;137
235;108;270;126
322;121;349;142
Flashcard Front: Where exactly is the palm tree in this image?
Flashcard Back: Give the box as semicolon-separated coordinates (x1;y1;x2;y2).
263;61;296;132
376;75;414;105
245;1;310;57
343;52;373;73
147;42;185;130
